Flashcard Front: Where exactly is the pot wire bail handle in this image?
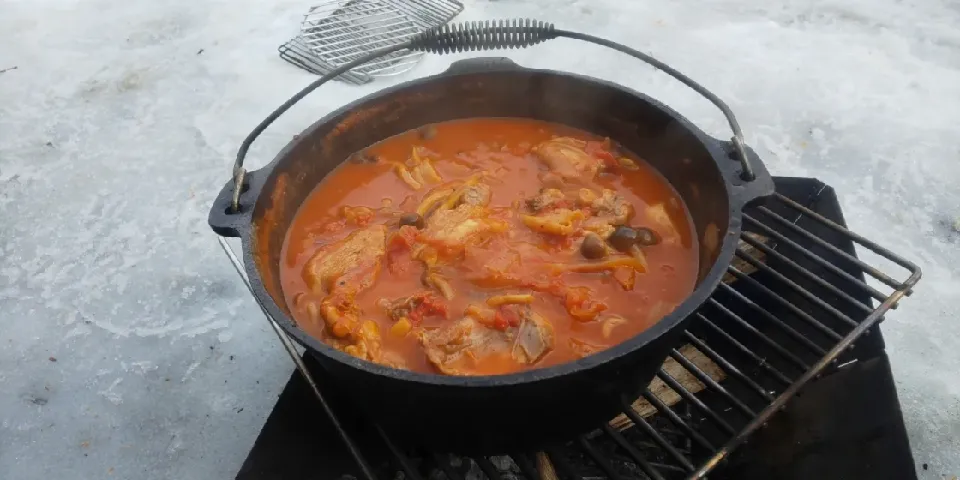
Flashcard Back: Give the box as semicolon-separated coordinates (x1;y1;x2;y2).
228;19;755;213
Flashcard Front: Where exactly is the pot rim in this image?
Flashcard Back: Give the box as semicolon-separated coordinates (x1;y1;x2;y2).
230;63;771;387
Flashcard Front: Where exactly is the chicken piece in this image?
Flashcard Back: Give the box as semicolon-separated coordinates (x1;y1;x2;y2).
552;137;588;148
416;179;490;217
583;218;616;239
579;189;633;239
385;225;422;275
591;189;633;225
462;243;522;289
303;225;386;295
525;188;567;213
303;226;386;341
420;204;506;254
532;137;602;181
460;183;491;207
317;294;361;338
570;338;602;358
461;238;557;292
340;320;382;362
513;307;555;363
440;176;490;210
419;306;555;375
408;147;443;185
419;317;509;375
612;266;636;290
645;203;679;243
601;315;627;338
378;351;409;369
576;188;599;206
341;205;375;226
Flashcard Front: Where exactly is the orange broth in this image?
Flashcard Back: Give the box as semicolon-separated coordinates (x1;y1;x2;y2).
279;118;698;375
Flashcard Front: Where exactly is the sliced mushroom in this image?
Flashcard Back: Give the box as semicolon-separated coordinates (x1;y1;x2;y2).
398;212;425;229
634;227;661;246
608;226;640;252
580;232;608;259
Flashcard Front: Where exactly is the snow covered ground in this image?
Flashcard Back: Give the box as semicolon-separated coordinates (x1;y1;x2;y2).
1;0;957;478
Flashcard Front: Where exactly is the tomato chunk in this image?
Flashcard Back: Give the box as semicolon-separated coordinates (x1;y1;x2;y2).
563;286;608;322
492;305;522;331
407;293;448;324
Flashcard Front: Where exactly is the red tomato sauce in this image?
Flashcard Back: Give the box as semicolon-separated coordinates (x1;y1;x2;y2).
279;118;698;375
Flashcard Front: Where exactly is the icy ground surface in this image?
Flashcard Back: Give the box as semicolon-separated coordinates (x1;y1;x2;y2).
1;0;958;478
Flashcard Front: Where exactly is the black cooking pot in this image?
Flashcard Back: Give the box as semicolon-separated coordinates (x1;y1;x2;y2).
209;29;773;453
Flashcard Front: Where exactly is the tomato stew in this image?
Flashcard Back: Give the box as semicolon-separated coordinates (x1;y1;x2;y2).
280;118;698;375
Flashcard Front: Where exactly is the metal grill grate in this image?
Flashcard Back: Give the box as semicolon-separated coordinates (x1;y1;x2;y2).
281;0;463;84
220;179;920;480
279;36;374;85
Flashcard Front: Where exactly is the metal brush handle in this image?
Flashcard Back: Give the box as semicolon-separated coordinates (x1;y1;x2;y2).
227;19;755;212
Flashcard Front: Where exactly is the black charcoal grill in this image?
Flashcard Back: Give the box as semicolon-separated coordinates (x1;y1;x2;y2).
221;177;921;480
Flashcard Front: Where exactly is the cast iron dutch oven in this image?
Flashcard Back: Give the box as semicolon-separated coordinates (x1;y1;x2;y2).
208;21;774;453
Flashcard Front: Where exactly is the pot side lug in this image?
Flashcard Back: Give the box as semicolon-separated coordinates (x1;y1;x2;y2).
443;57;522;75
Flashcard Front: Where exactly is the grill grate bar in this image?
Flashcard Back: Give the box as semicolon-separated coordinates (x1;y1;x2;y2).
697;315;797;384
758;201;905;290
774;193;920;277
405;0;454;18
349;55;422;72
510;453;540;480
742;214;888;303
303;21;418;50
577;437;626;480
739;232;875;314
734;248;860;328
304;28;414;51
716;282;830;355
724;266;844;342
661;369;736;435
278;37;372;83
646;384;725;445
706;297;811;371
601;424;671;480
474;457;502;480
388;0;455;24
544;448;579;480
669;349;757;418
379;428;425;480
432;453;463;480
682;331;775;402
303;9;412;32
648;461;689;474
619;398;697;471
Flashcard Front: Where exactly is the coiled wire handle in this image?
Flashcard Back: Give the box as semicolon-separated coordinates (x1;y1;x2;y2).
410;19;556;52
229;19;754;212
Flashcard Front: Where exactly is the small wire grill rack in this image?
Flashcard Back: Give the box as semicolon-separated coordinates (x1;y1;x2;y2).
280;0;464;85
219;179;920;479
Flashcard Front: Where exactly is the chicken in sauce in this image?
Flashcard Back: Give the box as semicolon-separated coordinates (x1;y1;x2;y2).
280;118;698;375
